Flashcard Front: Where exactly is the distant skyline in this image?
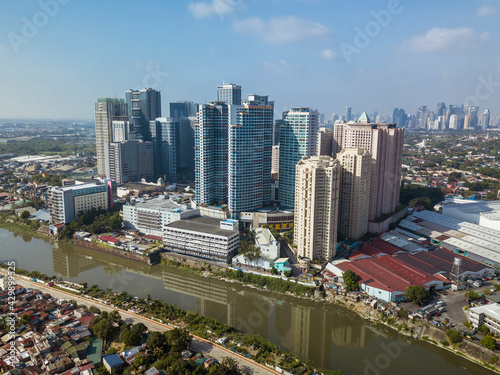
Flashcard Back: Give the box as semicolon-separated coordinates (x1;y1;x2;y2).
0;0;499;120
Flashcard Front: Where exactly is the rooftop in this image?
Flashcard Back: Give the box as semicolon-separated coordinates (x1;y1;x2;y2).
127;195;196;212
165;216;238;237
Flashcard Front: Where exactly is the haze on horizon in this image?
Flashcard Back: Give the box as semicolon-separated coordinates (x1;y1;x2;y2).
0;0;499;121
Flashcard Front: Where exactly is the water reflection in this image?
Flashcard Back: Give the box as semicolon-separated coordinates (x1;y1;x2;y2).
0;227;493;375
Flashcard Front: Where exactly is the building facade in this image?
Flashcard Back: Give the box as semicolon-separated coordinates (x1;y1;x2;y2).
337;148;371;240
279;108;319;208
195;102;230;205
105;140;154;185
150;117;178;182
217;83;241;105
294;156;340;260
49;180;113;224
125;88;161;141
95;98;128;177
333;112;404;221
163;216;239;263
317;127;333;156
122;196;199;237
228;95;274;219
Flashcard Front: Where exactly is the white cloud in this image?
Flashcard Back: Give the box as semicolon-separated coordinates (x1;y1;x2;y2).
233;16;330;43
188;0;239;19
406;27;489;53
319;49;337;61
477;5;497;17
262;59;302;75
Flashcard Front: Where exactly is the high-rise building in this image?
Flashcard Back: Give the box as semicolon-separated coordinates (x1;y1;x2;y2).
482;109;491;131
49;179;114;224
337;148;371;240
112;120;130;142
272;145;280;177
273;119;283;146
333;112;404;221
95;98;128;177
228;94;274;219
217;82;242;105
416;106;428;129
177;116;197;180
467;106;479;129
294;156;340;260
279;108;319;208
150;118;178;182
195;102;230;205
436;102;446;117
317;127;333;157
105;140;154;185
449;114;459;130
125;88;161;140
392;108;406;128
345;106;352;122
169;101;198;118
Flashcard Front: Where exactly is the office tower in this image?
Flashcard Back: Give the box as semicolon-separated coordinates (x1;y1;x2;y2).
337;148;371;240
95;98;128;177
464;114;471;130
105;140;154;185
217;82;242;105
467;106;479;129
125;88;161;140
449;114;459;130
228;94;274;219
272;145;280;176
150;118;178;182
482;109;491;130
177;116;197;180
333;112;404;221
112;120;130;142
273;119;283;146
392;108;406;128
319;113;325;125
49;179;114;224
279;108;319;208
317;127;333;156
169;101;198;118
436;102;446;117
294;156;340;260
195;102;230;205
345;106;352;122
416;106;428;129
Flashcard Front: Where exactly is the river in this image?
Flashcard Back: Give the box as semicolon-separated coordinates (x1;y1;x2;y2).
0;227;493;375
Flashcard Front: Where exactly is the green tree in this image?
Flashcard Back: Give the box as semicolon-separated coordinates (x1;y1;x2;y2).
166;328;192;352
212;357;239;375
238;240;261;265
343;270;359;292
405;286;429;305
479;324;490;335
109;212;123;231
108;310;122;324
122;329;142;347
481;335;496;350
92;318;114;340
20;210;30;219
19;313;32;325
446;329;462;344
147;331;167;351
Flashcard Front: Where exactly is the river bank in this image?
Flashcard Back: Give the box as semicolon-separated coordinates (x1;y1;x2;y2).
0;263;342;375
0;225;496;374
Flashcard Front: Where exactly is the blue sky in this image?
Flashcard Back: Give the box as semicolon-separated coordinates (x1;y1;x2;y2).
0;0;499;120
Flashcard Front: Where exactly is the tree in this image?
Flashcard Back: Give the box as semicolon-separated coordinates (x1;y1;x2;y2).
213;357;239;375
122;329;142;347
109;212;123;231
405;286;429;305
20;210;30;219
479;324;490;335
147;331;167;351
408;197;433;210
20;313;32;325
108;310;122;324
343;270;359;292
481;335;496;350
446;329;462;344
166;328;192;352
238;240;261;265
131;322;147;334
92;318;114;340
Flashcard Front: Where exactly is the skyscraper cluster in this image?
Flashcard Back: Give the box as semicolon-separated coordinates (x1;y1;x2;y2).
95;89;198;185
94;84;405;263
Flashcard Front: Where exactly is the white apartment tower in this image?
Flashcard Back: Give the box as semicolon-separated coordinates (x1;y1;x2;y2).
293;156;340;261
337;148;371;240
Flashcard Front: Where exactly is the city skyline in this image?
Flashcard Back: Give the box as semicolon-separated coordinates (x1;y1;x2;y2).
1;1;499;120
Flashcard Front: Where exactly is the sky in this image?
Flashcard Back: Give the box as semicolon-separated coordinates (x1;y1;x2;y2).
0;0;499;120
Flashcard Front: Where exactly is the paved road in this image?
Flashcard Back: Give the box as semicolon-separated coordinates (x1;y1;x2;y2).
2;271;277;375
